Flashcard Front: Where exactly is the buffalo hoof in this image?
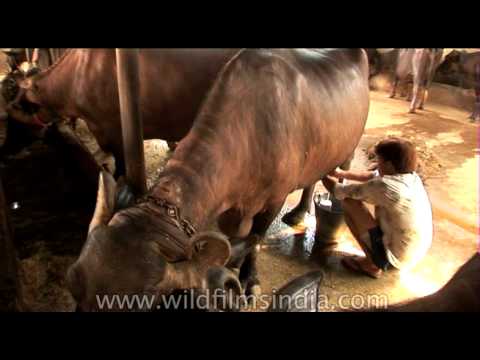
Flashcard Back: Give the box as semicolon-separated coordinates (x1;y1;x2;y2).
469;111;480;123
282;209;307;227
408;109;416;114
388;94;395;99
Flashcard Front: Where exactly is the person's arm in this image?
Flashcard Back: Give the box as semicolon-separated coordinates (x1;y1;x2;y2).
323;175;387;205
330;168;377;182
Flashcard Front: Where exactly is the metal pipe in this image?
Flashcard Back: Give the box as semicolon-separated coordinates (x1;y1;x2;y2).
115;49;147;196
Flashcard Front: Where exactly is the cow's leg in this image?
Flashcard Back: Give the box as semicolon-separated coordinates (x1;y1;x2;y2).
281;185;315;226
409;81;421;113
470;63;480;122
418;88;428;110
400;81;409;98
405;84;413;102
389;77;399;98
240;202;285;299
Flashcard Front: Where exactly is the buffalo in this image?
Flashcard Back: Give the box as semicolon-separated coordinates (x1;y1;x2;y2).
66;48;370;311
389;48;443;113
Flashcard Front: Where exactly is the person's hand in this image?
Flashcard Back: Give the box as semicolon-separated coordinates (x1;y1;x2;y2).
322;175;337;193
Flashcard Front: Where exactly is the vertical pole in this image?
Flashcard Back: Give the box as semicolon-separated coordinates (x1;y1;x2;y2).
115;49;147;195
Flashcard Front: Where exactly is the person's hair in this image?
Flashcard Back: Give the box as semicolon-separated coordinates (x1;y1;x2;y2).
374;137;417;174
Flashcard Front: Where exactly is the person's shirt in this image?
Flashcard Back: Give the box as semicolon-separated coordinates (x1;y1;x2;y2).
333;172;433;270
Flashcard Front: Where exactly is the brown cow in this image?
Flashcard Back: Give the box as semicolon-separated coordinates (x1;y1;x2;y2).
66;48;370;311
389;48;444;113
5;48;318;226
437;50;480;122
8;49;239;174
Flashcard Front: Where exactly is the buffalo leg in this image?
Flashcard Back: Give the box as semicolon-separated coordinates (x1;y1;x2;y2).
405;83;413;102
389;77;399;98
400;81;410;98
418;88;428;110
416;86;427;110
470;63;480;122
281;185;315;227
409;81;422;113
240;202;285;299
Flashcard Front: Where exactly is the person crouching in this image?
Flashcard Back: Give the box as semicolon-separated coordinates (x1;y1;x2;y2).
322;137;433;279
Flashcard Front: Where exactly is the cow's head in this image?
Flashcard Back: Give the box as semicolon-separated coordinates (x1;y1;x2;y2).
437;50;464;75
0;67;56;129
66;171;243;312
18;71;43;105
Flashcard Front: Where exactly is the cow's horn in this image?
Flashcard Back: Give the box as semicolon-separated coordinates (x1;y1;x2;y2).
88;170;117;233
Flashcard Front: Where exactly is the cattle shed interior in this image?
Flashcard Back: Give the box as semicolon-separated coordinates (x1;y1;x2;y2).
0;48;478;312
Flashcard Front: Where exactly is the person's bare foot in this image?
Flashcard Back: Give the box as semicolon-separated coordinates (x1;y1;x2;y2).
342;256;383;279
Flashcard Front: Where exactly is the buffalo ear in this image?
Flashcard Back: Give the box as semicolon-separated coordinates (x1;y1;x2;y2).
88;170;117;233
191;231;231;268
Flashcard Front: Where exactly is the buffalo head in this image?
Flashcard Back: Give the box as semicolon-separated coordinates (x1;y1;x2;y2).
67;171;243;312
0;68;56;129
437;50;464;76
